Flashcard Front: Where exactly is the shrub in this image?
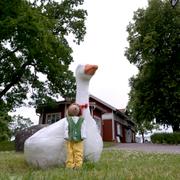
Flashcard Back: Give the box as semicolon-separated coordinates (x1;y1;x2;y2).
0;141;15;151
151;133;180;144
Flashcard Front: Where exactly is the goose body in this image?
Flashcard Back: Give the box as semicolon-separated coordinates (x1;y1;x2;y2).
24;64;103;168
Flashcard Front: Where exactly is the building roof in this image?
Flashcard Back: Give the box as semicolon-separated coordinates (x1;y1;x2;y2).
90;94;133;122
119;109;126;113
36;94;134;124
89;94;116;111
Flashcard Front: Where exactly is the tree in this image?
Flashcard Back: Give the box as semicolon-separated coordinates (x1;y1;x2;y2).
136;121;155;143
0;101;12;141
127;77;158;143
0;0;87;111
9;115;34;137
125;0;180;132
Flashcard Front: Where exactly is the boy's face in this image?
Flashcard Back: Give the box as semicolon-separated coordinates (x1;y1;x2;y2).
68;104;80;116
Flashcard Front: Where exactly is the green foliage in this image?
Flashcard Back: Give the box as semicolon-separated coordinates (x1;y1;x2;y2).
0;113;11;141
0;103;12;141
0;141;15;151
127;99;159;143
135;120;157;143
0;151;180;179
151;132;180;144
0;0;87;110
126;0;180;132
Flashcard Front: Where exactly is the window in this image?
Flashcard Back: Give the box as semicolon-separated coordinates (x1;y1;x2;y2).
117;124;122;136
46;113;61;124
94;115;101;134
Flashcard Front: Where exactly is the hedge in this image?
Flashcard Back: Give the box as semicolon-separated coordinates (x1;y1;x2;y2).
0;141;15;151
151;132;180;144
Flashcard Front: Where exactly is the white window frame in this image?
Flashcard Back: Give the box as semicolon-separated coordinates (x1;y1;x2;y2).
94;115;102;134
116;123;122;137
46;113;61;124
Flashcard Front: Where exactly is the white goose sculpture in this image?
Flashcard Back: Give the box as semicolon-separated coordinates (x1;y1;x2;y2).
24;64;103;168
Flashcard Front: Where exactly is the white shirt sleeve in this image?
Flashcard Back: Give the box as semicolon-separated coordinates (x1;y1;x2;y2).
64;118;69;140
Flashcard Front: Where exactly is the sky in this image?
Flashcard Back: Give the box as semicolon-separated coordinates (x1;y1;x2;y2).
69;0;148;108
11;0;149;124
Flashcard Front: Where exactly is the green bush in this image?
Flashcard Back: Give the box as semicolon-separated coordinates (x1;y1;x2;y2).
0;141;15;151
151;132;180;144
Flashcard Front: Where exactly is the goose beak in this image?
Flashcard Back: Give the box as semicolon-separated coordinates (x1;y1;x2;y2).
84;64;98;75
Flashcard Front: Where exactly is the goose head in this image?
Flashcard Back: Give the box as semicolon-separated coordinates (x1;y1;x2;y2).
75;64;98;81
75;64;98;105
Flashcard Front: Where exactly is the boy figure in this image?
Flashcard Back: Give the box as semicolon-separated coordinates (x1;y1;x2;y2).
64;103;86;169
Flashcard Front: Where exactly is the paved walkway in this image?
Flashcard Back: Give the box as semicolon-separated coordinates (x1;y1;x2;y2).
106;143;180;154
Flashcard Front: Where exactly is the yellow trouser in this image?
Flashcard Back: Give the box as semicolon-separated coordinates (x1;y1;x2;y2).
66;141;84;168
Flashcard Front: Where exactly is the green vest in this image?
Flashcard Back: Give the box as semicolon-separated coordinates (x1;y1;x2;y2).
67;116;84;142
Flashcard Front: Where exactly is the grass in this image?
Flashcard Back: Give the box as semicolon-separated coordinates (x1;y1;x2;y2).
0;150;180;180
103;141;116;148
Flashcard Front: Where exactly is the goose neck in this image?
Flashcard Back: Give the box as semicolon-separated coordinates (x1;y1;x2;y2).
75;80;89;104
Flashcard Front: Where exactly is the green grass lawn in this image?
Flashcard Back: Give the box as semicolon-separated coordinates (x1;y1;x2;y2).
0;150;180;180
103;141;117;148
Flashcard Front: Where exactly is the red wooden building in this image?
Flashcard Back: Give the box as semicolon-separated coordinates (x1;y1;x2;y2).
36;95;135;143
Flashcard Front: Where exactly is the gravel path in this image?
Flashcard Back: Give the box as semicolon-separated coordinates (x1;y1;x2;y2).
106;143;180;154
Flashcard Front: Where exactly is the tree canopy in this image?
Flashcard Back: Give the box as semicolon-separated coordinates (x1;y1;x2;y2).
0;0;87;111
125;0;180;132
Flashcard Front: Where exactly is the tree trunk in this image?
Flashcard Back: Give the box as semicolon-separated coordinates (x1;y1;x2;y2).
0;61;30;99
172;122;180;132
141;133;145;143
